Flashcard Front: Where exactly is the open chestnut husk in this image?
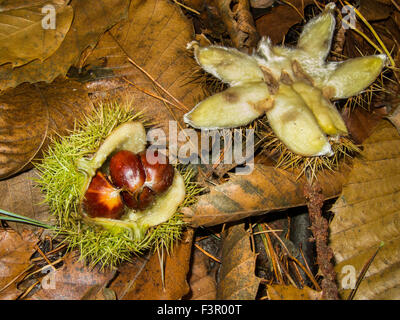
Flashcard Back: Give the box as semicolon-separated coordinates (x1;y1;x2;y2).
37;104;192;268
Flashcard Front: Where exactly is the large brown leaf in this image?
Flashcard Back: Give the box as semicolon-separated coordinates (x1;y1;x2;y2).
83;0;203;136
0;0;129;90
0;1;73;67
183;164;349;227
0;78;93;179
217;223;260;299
330;120;400;299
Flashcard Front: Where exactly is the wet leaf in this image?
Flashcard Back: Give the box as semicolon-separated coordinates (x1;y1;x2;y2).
0;0;129;91
183;163;349;227
330;120;400;299
217;223;260;300
0;229;38;299
110;229;194;300
83;0;203;136
267;284;323;300
0;1;73;67
0;78;93;179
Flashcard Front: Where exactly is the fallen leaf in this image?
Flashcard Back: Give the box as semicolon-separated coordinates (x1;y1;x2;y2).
255;0;313;45
0;169;52;232
0;0;68;12
0;78;93;179
250;0;275;9
0;229;38;299
267;284;323;300
359;0;393;21
217;223;261;299
0;0;129;91
29;251;116;300
183;163;349;227
110;229;194;300
341;107;385;144
82;0;204;137
0;1;73;67
330;120;400;299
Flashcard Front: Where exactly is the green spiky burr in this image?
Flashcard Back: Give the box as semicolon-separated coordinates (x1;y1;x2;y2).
35;101;201;268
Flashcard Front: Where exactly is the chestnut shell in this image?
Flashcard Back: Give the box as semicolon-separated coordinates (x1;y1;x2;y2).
82;172;124;219
109;150;145;193
140;150;174;194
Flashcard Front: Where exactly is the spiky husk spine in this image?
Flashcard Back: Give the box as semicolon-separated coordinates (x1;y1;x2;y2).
35;101;201;268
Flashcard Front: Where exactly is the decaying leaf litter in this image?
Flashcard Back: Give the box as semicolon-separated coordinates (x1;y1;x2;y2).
0;0;400;300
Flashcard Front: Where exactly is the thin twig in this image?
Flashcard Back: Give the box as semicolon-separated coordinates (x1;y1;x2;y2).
347;242;384;300
173;0;201;14
122;77;185;112
194;243;221;263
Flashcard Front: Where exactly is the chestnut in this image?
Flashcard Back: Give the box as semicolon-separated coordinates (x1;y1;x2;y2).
122;186;155;210
109;150;145;193
82;172;124;219
140;150;174;194
109;149;175;211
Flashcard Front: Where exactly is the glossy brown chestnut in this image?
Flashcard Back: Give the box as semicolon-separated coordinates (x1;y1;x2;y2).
140;150;174;194
109;150;145;194
82;172;124;219
122;186;155;210
109;149;174;211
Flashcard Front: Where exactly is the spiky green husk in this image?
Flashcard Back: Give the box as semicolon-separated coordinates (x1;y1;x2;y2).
35;102;201;268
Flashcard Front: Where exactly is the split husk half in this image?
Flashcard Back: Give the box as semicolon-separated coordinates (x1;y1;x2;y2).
184;2;386;162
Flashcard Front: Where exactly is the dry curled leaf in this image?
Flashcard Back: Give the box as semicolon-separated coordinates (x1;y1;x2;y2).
0;78;93;179
214;0;259;49
0;0;129;91
183;163;349;227
330;120;400;299
217;223;261;300
0;1;73;67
